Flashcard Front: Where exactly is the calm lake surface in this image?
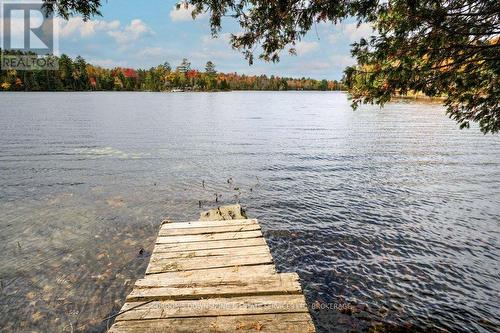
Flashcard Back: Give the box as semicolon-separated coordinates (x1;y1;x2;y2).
0;91;499;333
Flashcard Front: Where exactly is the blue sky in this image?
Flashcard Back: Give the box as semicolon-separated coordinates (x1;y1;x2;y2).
58;0;374;80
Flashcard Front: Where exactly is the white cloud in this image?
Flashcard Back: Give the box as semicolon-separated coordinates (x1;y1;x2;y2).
329;22;375;43
58;17;120;38
57;16;152;46
330;54;356;67
298;61;332;71
88;58;128;68
344;22;374;41
189;49;237;62
289;56;353;73
1;15;24;46
293;41;320;55
107;19;153;45
328;34;340;44
134;47;185;62
170;4;207;22
190;33;240;62
135;47;169;58
0;15;58;49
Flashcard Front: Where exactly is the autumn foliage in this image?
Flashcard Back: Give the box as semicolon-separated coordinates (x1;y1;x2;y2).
0;52;344;92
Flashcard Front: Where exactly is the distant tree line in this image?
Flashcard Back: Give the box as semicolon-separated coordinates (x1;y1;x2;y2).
0;51;345;92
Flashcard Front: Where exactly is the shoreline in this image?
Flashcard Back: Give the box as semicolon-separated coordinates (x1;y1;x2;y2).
0;89;347;93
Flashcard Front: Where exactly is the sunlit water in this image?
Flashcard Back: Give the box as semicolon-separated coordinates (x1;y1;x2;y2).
0;91;498;333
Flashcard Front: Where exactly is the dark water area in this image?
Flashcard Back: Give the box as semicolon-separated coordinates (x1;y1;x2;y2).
0;91;498;333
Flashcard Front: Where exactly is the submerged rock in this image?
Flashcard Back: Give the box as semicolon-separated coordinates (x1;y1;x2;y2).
106;196;125;208
199;204;248;221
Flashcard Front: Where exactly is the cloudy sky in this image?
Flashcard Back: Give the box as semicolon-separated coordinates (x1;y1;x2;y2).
57;0;374;79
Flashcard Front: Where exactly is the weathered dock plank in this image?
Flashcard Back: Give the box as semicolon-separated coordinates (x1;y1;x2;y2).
161;219;258;229
108;313;316;333
158;224;261;236
156;230;263;244
116;295;309;321
150;244;270;260
106;218;316;333
127;273;302;302
138;264;277;282
145;253;273;274
153;237;267;252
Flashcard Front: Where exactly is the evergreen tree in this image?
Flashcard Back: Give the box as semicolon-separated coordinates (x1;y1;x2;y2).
205;61;216;76
74;56;89;90
176;58;191;74
58;54;75;90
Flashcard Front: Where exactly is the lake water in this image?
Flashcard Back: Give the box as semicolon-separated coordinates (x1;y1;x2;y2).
0;91;498;333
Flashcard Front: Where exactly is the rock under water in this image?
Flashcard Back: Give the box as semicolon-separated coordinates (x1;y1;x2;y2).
199;204;248;221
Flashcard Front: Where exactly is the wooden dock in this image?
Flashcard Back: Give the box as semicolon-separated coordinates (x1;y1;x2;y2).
107;218;316;333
